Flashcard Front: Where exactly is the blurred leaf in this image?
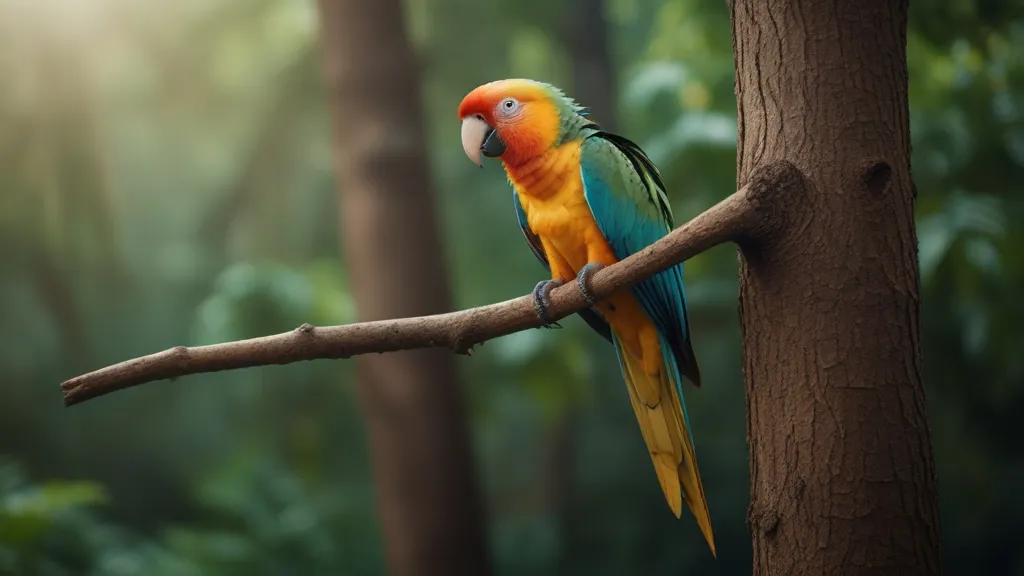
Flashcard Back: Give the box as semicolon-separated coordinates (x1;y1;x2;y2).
918;191;1005;281
492;328;595;422
0;462;107;548
643;111;736;165
623;61;689;109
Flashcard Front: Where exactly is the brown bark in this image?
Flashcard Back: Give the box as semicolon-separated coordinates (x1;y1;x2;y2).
731;1;943;574
314;1;490;574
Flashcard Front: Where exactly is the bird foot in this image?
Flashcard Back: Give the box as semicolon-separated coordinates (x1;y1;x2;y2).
532;279;564;328
576;262;605;306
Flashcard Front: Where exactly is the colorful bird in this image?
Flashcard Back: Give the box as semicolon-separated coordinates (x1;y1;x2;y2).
457;79;715;555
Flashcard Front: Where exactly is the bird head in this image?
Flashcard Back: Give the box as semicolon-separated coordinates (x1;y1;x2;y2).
457;79;574;168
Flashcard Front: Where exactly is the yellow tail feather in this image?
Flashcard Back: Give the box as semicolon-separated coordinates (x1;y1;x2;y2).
615;336;716;556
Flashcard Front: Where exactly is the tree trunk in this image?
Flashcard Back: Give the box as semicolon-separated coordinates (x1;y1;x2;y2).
315;2;490;575
562;0;617;132
544;1;617;562
731;1;943;574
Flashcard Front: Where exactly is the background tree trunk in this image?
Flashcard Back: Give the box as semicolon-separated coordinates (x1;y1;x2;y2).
540;0;618;561
731;1;943;574
562;0;617;132
315;1;490;575
544;0;618;563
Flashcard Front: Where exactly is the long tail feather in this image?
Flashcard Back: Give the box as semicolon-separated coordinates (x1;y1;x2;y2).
611;332;716;556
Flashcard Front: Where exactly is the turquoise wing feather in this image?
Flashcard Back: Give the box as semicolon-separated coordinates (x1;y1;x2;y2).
513;192;613;343
578;130;701;389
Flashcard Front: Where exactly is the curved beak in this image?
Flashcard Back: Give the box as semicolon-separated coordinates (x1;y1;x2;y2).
460;115;506;166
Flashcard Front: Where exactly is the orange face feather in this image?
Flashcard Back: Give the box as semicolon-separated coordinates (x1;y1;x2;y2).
457;79;563;167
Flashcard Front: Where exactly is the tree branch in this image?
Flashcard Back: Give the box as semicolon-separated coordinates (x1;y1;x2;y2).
60;163;794;407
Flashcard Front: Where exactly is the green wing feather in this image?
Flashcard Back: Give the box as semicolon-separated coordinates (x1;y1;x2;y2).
578;129;715;553
578;130;701;390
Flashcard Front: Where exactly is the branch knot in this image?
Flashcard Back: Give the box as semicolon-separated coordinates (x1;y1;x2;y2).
737;160;810;248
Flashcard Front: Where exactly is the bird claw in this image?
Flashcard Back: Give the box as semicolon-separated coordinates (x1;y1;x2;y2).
532;279;564;328
576;262;605;306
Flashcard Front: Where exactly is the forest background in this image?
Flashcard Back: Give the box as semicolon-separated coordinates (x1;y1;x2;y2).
0;0;1020;574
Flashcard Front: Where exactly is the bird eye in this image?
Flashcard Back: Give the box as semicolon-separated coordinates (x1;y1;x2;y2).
498;97;520;116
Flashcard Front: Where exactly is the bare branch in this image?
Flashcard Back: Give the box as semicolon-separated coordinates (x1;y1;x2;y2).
61;167;786;407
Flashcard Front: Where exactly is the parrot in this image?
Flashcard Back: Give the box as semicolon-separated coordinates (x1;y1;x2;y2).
457;79;715;555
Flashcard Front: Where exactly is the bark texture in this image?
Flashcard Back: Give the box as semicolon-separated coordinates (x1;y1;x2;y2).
315;1;490;574
731;1;943;574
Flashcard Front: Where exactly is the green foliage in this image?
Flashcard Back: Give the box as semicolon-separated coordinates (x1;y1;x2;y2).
0;460;110;576
0;0;1020;574
0;457;383;576
0;461;106;549
193;260;355;344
